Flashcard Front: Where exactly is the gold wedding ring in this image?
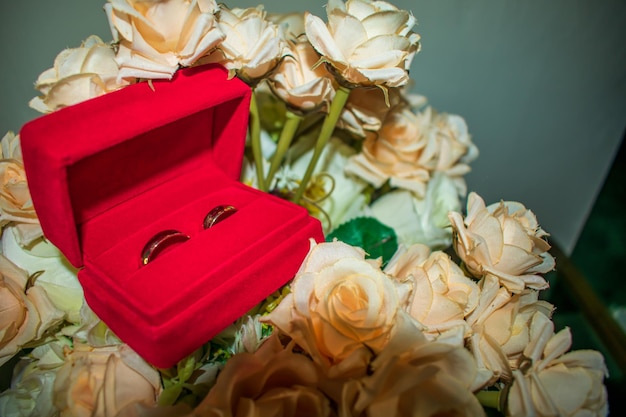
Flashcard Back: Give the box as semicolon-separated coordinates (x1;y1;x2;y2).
203;205;237;229
141;230;190;266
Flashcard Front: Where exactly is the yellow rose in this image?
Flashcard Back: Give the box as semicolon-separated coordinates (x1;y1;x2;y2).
449;192;556;293
345;105;431;196
0;132;42;245
269;38;334;112
385;244;480;338
105;0;224;80
53;343;161;417
0;255;63;366
305;0;420;87
265;240;407;376
29;36;124;113
506;313;608;417
346;334;485;417
202;6;287;84
193;334;332;417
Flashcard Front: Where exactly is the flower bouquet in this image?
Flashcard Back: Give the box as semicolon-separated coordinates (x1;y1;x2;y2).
0;0;610;416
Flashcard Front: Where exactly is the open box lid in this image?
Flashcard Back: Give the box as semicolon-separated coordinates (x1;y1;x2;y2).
20;64;252;268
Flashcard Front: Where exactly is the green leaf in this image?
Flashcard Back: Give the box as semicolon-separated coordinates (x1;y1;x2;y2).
177;355;196;384
159;383;183;406
327;217;398;265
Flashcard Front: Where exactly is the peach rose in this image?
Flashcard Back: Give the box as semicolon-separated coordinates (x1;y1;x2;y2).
192;335;332;417
0;132;42;245
345;104;432;195
265;240;410;376
464;275;555;387
305;0;420;87
0;255;63;366
384;244;480;338
52;342;161;417
449;192;556;293
201;6;287;84
269;38;334;112
345;333;484;417
105;0;224;81
29;36;124;113
506;313;608;417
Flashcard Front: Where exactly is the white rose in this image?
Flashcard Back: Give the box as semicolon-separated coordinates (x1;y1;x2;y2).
369;172;461;249
289;138;369;231
3;226;82;323
0;358;59;417
0;255;64;366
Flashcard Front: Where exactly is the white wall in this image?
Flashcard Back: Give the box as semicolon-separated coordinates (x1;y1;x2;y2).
1;0;625;254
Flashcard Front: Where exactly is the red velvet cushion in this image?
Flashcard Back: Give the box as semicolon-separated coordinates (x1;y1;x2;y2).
20;65;324;367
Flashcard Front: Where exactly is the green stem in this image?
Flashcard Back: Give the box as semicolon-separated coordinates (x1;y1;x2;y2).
293;86;351;204
249;90;267;191
266;111;302;188
475;390;501;410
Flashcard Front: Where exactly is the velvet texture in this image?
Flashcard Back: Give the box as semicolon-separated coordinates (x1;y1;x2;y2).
20;65;324;367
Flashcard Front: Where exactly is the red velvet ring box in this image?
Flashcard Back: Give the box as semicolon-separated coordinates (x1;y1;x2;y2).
20;64;324;368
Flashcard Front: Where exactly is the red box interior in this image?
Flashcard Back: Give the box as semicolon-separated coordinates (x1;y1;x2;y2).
20;65;324;367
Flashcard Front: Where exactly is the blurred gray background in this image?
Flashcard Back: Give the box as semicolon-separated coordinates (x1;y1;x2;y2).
1;0;625;254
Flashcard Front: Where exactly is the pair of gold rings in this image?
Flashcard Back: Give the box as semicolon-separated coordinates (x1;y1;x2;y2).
140;205;237;266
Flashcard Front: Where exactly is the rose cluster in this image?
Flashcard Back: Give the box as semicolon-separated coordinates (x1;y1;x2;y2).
185;191;608;416
0;0;611;416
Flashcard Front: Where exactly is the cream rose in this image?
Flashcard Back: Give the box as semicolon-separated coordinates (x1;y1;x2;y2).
29;36;124;113
0;132;42;245
449;192;556;293
192;335;332;417
268;12;305;41
384;244;480;338
345;104;431;196
305;0;420;87
420;110;478;196
0;255;64;366
201;6;287;84
105;0;224;81
368;172;461;249
265;240;409;376
346;333;484;417
506;313;608;417
269;37;334;112
337;86;397;138
52;342;162;417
